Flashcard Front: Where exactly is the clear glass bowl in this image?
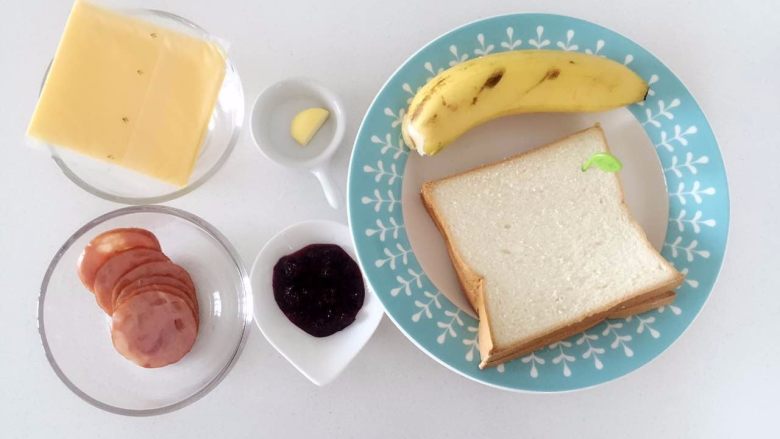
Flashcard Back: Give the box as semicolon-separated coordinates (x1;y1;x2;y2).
37;206;253;416
40;9;244;204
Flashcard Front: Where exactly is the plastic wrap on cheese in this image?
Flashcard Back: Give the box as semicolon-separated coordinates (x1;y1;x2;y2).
26;0;227;187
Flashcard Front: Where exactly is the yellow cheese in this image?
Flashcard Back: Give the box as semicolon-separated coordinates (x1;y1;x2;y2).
290;107;330;146
27;0;226;187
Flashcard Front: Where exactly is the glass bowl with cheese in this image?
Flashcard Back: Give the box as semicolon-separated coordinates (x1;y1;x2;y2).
29;2;243;204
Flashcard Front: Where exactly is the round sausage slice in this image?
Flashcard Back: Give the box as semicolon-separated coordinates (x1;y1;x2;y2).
111;290;198;368
110;261;196;309
115;282;199;324
93;248;169;314
77;228;161;291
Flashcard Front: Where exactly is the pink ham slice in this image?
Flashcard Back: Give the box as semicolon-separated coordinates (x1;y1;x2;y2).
93;248;169;314
77;228;161;292
111;290;198;368
115;282;199;324
110;261;197;310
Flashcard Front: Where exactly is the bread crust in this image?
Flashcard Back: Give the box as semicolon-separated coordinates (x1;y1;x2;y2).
609;290;676;319
478;281;679;368
421;183;483;313
419;125;684;369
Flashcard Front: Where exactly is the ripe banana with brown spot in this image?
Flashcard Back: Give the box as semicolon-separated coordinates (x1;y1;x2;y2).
402;50;648;156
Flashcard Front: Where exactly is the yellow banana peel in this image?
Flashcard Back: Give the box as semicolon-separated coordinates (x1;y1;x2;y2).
402;50;648;155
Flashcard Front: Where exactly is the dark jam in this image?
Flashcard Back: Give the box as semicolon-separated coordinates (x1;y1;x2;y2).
272;244;365;337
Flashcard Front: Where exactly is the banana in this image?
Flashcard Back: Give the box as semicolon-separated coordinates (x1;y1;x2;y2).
402;50;648;155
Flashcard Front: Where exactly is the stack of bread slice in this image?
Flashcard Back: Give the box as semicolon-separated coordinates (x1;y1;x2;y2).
421;126;683;368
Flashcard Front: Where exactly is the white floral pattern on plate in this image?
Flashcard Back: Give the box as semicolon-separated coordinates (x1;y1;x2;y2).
348;14;729;391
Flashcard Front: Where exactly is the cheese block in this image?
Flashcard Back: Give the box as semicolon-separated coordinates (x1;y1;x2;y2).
27;0;226;187
290;107;330;146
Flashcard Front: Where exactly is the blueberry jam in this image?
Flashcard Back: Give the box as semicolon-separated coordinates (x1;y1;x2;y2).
272;244;365;337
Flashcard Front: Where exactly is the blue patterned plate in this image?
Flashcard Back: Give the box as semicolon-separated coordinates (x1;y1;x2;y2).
347;14;728;391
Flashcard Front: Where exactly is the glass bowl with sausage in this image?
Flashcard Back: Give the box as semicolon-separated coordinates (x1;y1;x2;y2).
37;205;252;416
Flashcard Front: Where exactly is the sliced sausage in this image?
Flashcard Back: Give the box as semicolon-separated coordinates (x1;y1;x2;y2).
93;248;169;314
77;228;160;291
110;260;196;308
115;282;199;324
111;290;198;368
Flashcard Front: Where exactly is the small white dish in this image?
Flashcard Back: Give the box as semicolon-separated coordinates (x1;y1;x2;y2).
250;220;383;386
250;78;346;209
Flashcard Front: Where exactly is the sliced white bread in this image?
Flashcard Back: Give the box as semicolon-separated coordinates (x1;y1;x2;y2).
421;126;683;368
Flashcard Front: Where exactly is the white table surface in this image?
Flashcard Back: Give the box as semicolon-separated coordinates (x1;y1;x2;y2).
2;0;778;437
